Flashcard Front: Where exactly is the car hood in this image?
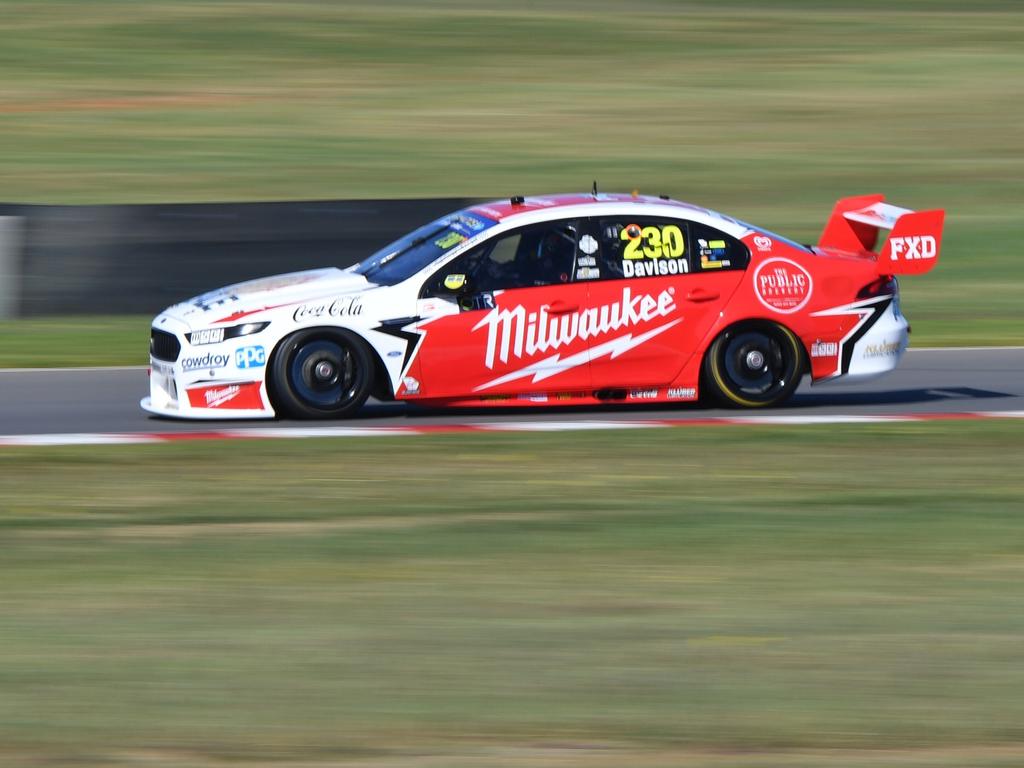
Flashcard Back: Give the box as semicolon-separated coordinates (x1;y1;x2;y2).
164;268;374;326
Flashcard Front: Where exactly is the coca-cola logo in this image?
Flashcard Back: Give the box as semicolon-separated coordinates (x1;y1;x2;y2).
753;258;812;314
293;297;363;322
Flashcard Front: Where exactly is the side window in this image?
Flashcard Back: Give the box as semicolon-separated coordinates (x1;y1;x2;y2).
595;217;690;280
690;222;750;272
422;220;581;299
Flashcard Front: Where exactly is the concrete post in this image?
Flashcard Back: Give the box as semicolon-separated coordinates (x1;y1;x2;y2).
0;216;25;319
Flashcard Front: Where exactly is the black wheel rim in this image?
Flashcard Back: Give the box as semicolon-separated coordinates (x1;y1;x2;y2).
288;339;360;411
721;331;790;401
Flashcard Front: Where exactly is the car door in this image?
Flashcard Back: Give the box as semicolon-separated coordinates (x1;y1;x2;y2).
584;215;748;389
412;219;594;398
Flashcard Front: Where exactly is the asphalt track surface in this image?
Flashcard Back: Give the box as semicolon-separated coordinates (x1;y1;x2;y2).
0;347;1021;438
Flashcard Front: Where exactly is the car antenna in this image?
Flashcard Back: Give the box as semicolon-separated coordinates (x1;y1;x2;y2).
592;180;598;197
510;195;525;205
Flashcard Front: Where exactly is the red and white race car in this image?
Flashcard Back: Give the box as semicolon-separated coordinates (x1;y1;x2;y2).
142;192;943;419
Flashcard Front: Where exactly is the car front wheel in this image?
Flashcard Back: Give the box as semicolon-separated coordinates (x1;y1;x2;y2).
703;322;804;408
270;329;374;419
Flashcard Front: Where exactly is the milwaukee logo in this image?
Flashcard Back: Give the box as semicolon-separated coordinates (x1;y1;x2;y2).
204;385;240;407
473;287;676;369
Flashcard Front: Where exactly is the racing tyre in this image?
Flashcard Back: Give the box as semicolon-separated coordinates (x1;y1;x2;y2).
270;329;374;419
703;322;804;408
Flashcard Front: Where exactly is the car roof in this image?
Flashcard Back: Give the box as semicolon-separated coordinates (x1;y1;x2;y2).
467;193;753;239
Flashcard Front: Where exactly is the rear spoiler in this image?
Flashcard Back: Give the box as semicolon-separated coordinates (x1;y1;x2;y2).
818;194;944;275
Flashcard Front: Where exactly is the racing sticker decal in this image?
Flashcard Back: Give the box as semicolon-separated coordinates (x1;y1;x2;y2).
621;224;685;259
889;235;937;263
434;232;467;250
190;293;239;313
667;387;697;400
234;345;266;369
187;381;264;410
620;223;688;278
753;257;813;314
864;341;901;358
753;236;773;251
810;295;893;378
443;274;467;291
293;297;363;322
373;317;428;382
629;388;659;400
624;259;687;278
188;327;226;345
471;286;681;390
452;214;487;233
810;340;839;358
698;238;731;270
518;393;548;403
579;234;599;255
180;351;231;372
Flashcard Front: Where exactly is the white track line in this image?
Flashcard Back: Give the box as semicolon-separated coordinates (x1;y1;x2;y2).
478;419;667;432
716;414;906;425
0;433;164;446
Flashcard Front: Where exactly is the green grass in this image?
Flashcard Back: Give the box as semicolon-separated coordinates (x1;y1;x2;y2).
0;1;1022;353
2;422;1024;766
0;315;149;367
2;1;1021;208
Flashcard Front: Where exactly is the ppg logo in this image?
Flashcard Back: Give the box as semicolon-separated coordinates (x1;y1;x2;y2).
235;345;266;369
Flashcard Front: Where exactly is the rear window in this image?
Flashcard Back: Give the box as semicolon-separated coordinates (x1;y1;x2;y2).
690;221;749;271
734;219;814;254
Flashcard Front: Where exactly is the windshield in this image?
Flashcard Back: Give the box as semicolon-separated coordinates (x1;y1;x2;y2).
354;211;498;286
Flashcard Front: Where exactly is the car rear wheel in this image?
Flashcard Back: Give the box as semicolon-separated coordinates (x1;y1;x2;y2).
703;322;804;408
270;329;374;419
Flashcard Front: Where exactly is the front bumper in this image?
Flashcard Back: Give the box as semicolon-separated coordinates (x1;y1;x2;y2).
142;319;276;420
141;379;275;420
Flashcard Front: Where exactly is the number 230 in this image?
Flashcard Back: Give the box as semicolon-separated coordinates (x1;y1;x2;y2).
621;224;685;259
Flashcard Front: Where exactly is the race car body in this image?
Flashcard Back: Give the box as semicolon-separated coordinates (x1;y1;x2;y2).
141;192;944;419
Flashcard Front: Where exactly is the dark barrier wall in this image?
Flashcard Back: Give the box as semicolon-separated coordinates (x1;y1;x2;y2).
0;198;473;316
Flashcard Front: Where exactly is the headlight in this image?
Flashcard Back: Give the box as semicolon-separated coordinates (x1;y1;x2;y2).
236;322;268;336
187;322;270;346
